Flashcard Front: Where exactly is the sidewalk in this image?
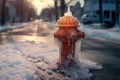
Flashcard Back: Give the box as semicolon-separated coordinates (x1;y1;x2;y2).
0;39;102;80
81;23;120;41
0;20;103;80
0;22;31;32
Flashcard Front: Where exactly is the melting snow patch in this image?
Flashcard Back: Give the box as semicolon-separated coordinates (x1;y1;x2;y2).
0;41;102;80
81;24;120;41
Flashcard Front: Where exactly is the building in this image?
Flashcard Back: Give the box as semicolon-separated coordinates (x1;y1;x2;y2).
71;1;83;20
0;0;16;23
0;0;2;21
83;0;120;24
40;1;82;22
6;0;16;23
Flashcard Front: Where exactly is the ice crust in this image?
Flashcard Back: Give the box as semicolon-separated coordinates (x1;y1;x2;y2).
0;41;102;80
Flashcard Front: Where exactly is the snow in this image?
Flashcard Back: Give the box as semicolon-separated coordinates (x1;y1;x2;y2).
46;22;120;41
64;6;73;16
3;20;120;80
0;40;102;80
0;22;31;32
81;23;120;41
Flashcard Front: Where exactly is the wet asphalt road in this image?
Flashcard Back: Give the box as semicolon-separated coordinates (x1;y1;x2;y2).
82;38;120;80
0;22;120;80
0;21;54;44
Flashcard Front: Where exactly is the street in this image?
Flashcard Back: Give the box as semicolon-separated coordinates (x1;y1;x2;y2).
82;38;120;80
0;22;120;80
0;21;54;44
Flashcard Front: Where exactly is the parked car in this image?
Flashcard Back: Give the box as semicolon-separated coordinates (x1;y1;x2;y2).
103;21;115;28
81;14;99;24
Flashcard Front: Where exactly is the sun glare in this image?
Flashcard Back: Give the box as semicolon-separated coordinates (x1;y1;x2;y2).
29;0;54;15
29;0;84;15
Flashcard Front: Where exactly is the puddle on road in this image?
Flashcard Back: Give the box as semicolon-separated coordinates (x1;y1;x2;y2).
0;31;54;45
12;35;54;45
0;24;55;45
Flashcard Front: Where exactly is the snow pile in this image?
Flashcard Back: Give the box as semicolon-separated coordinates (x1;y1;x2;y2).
45;22;120;41
0;41;102;80
0;21;33;32
81;24;120;41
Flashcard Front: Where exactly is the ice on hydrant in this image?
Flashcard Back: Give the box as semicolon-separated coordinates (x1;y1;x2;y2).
53;6;102;80
64;6;72;16
54;6;84;67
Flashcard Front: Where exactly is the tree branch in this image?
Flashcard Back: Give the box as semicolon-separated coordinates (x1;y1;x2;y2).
66;0;73;5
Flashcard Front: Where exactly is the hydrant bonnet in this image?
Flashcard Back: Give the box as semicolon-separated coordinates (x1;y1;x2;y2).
56;7;79;27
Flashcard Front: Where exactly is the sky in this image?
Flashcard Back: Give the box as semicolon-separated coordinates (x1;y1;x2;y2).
29;0;84;15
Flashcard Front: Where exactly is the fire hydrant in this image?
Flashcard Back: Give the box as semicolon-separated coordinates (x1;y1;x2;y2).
54;7;84;67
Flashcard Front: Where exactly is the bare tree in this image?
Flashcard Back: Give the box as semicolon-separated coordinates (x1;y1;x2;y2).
115;0;119;26
1;0;7;25
98;0;103;23
20;0;23;23
66;0;73;5
60;0;65;16
60;0;74;16
54;0;58;21
14;0;32;22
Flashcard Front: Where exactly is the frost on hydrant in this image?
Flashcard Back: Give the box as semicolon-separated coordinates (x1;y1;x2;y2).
54;6;84;67
54;6;102;80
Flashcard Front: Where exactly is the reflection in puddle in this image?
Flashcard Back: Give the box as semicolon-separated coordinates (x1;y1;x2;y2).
0;33;54;45
12;35;54;44
0;30;14;44
0;22;54;45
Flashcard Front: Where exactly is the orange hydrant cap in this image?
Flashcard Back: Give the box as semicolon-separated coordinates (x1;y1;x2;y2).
57;16;79;27
56;7;79;27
